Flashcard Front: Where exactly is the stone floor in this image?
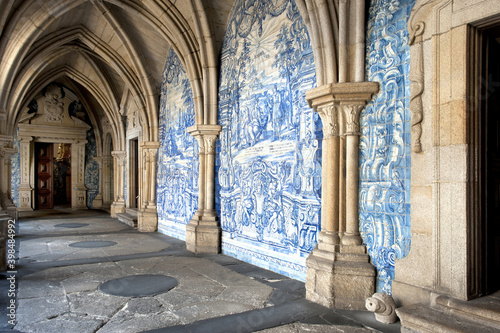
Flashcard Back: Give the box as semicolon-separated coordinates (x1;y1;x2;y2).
0;209;402;333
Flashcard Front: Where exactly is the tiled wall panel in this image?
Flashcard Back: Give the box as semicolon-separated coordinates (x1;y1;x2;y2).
360;0;416;294
217;0;320;281
156;48;198;240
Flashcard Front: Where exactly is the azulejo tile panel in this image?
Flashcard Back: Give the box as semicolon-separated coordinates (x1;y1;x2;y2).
84;127;99;209
156;48;198;240
360;0;416;294
217;0;320;282
11;128;20;207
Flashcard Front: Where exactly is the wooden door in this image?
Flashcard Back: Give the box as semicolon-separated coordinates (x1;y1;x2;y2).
36;142;54;209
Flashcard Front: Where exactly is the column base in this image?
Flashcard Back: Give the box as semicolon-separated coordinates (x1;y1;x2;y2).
137;208;158;232
92;193;103;209
110;200;126;217
71;188;87;209
186;212;220;254
306;244;376;310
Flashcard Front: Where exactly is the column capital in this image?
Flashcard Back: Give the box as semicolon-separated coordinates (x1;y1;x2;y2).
306;81;379;109
111;150;127;165
187;124;221;137
140;141;160;150
316;104;340;139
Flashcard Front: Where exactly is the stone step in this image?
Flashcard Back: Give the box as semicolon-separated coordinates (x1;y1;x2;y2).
116;212;137;228
434;293;500;330
397;301;500;333
126;208;138;217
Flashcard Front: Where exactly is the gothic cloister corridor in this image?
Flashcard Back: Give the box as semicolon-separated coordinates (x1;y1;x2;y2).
0;209;399;333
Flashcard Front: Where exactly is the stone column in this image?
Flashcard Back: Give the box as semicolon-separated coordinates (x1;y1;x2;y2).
186;124;221;254
91;156;103;209
317;103;341;252
305;81;378;310
137;141;160;232
18;137;34;211
71;141;87;209
110;150;126;217
341;102;364;247
0;144;17;215
102;155;113;208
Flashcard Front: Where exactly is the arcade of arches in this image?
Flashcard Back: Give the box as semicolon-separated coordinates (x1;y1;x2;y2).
0;0;500;331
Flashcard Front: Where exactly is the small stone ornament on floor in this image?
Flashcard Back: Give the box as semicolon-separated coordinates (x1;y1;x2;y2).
365;292;398;324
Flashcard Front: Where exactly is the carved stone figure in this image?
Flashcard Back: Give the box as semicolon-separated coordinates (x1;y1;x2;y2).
365;292;398;324
44;84;64;122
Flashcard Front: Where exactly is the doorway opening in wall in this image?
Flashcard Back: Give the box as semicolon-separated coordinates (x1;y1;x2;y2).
35;142;54;210
54;143;72;208
35;142;72;210
479;24;500;296
129;138;139;209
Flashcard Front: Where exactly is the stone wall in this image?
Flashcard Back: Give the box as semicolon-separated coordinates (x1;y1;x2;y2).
156;48;198;240
360;0;416;294
216;0;320;281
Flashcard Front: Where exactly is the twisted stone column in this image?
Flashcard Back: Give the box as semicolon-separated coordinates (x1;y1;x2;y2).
186;124;221;254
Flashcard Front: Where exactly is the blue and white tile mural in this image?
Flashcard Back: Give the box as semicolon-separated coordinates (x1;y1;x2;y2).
84;128;99;209
11;128;20;207
217;0;320;281
360;0;415;294
156;48;198;240
69;100;99;209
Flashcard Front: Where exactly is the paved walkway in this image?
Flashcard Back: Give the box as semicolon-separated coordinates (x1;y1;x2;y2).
0;209;401;333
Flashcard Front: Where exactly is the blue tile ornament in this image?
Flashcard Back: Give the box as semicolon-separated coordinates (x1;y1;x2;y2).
217;0;320;281
156;48;198;240
360;0;416;294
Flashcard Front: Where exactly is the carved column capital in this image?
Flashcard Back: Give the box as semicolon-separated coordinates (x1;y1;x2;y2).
342;103;365;136
317;104;340;139
204;135;218;155
187;124;221;155
112;150;127;166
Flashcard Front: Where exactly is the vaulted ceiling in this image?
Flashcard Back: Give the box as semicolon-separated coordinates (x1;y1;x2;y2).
0;0;234;146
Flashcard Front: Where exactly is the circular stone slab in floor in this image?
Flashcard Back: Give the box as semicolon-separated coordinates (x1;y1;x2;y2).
99;275;178;297
69;240;117;248
54;223;89;228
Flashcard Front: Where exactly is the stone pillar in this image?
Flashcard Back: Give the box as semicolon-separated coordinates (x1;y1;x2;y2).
137;141;160;232
186;124;221;254
110;150;126;217
18;137;34;211
92;156;103;209
305;81;378;310
341;102;364;247
102;155;113;208
71;141;87;209
0;143;17;215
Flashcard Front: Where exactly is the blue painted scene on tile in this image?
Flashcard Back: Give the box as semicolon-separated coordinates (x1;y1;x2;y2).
11;128;20;207
360;0;416;294
156;48;198;240
217;0;320;281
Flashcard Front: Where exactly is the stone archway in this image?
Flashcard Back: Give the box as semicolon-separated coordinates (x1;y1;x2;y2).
16;84;90;211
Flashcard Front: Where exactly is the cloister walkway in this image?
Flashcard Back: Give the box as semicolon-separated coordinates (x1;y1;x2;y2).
0;209;400;333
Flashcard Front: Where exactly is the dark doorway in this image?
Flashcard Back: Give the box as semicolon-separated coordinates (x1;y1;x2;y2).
480;25;500;295
35;142;54;210
130;138;139;208
53;143;71;207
